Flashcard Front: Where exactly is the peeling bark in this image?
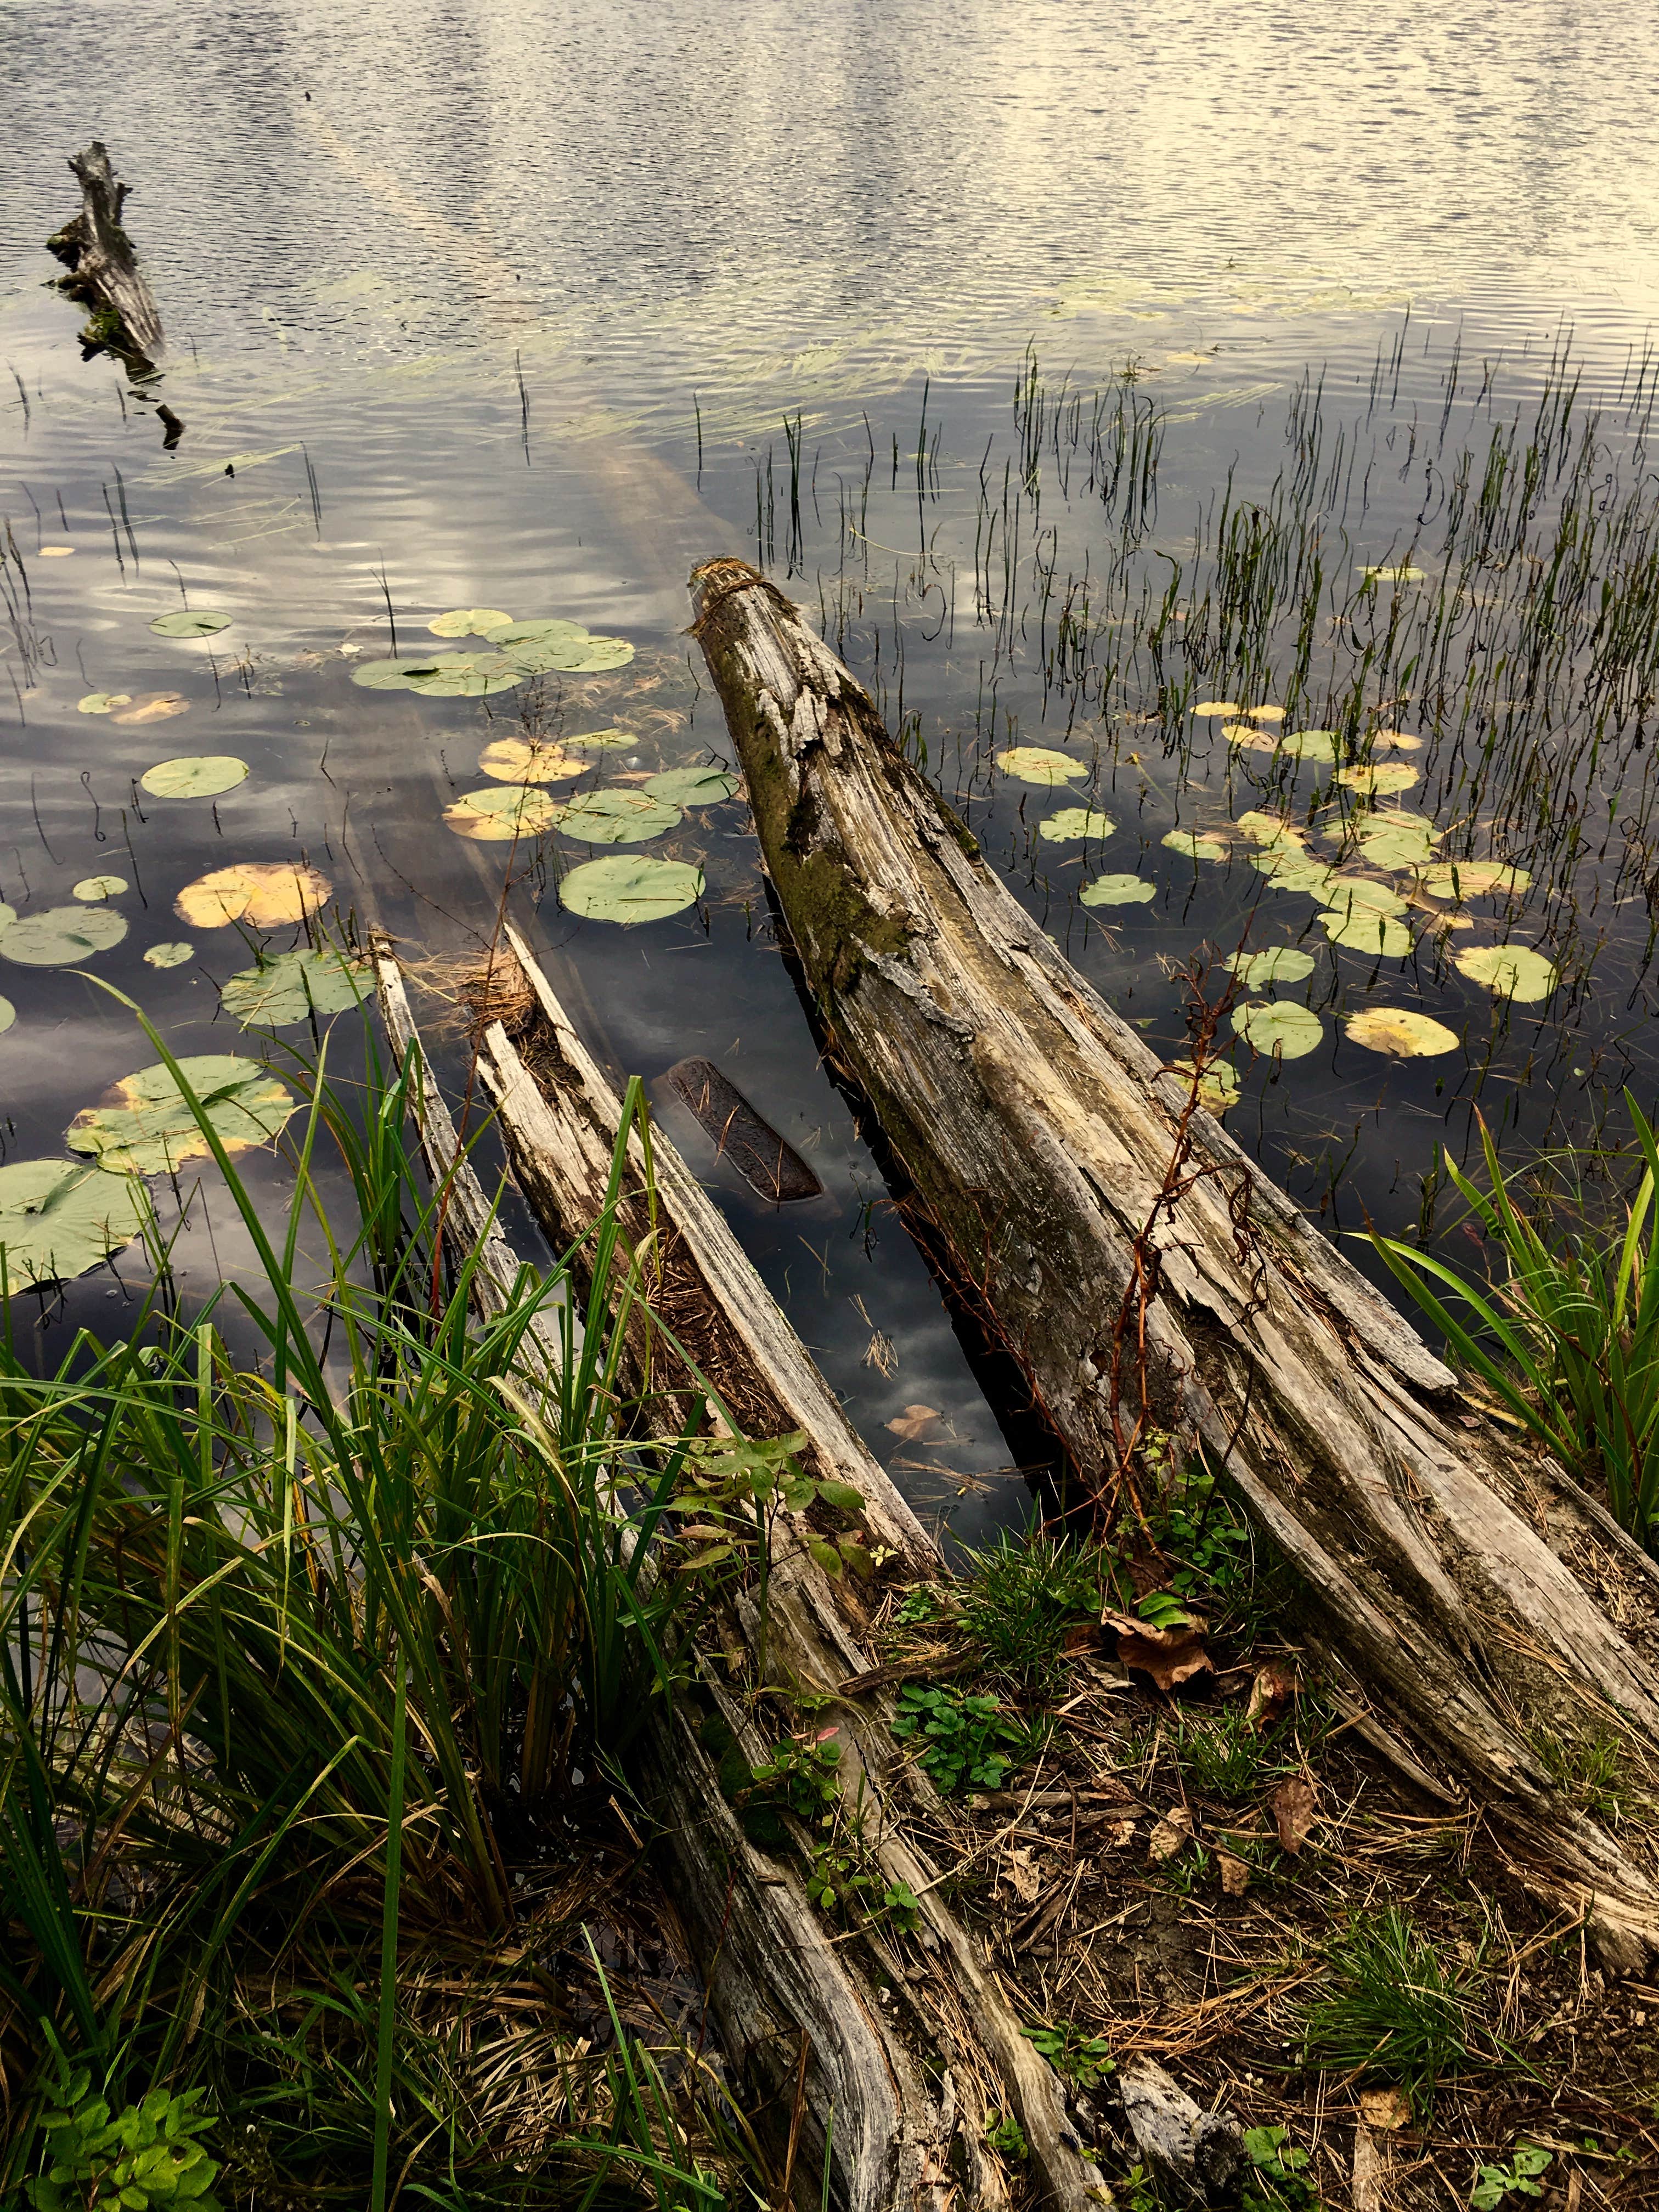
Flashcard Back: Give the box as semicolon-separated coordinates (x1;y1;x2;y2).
687;556;1659;1971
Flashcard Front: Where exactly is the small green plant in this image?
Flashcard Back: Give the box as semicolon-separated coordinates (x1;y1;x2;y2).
1302;1908;1491;2097
1171;1704;1303;1800
895;1582;945;1626
956;1525;1124;1685
1148;1459;1251;1599
1532;1722;1625;1822
1470;2143;1551;2208
806;1839;920;1933
27;2066;222;2212
890;1685;1040;1793
1121;2162;1160;2212
1021;2021;1115;2088
733;1733;843;1845
1241;2125;1320;2212
983;2110;1029;2161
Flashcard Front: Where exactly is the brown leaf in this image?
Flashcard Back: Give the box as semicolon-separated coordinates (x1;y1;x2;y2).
1003;1844;1042;1904
1271;1775;1318;1855
1244;1661;1297;1731
1103;1611;1214;1692
1358;2086;1411;2132
1147;1806;1193;1863
1106;1816;1138;1849
885;1402;941;1442
1215;1847;1250;1897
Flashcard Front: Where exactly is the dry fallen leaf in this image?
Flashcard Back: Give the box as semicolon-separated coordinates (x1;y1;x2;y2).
1147;1807;1193;1863
1216;1848;1250;1897
885;1402;941;1442
1004;1845;1042;1904
113;691;190;725
1245;1661;1297;1731
1103;1610;1214;1692
1105;1816;1138;1849
1359;2087;1412;2132
174;862;332;930
1270;1774;1318;1855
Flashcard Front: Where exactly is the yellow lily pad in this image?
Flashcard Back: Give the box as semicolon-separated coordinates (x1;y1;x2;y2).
1453;944;1558;1003
67;1055;296;1177
113;692;190;725
1345;1007;1459;1057
78;692;132;715
1244;705;1286;723
72;876;127;902
443;787;565;842
174;863;331;929
1162;830;1229;861
998;746;1088;786
1421;861;1530;900
1170;1058;1240;1111
477;737;588;785
429;608;514;637
1338;763;1419;796
1040;807;1116;842
1192;701;1242;716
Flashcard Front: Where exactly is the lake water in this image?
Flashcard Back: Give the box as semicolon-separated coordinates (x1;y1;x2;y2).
5;0;1659;1543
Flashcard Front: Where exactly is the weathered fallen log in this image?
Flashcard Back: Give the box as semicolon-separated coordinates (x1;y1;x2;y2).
372;933;1122;2212
688;555;1659;1971
46;143;163;369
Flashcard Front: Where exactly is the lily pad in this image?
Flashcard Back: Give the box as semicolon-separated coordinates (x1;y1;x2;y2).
477;737;587;784
1233;1001;1323;1059
1162;830;1229;861
140;754;250;800
483;618;590;652
1235;811;1304;844
481;619;635;673
1227;725;1336;762
1192;701;1241;716
174;864;331;929
150;609;233;638
1321;910;1414;957
1371;727;1424;750
1361;565;1426;583
1353;826;1440;871
0;1160;153;1286
1338;763;1419;796
1322;878;1409;920
1039;807;1115;842
1226;947;1316;989
642;766;740;806
560;855;704;925
556;789;682;845
1251;853;1339;896
405;656;524;698
1453;944;1558;1004
1421;861;1530;900
220;949;370;1028
67;1055;296;1178
1080;873;1156;907
1346;1007;1459;1057
1;905;127;966
0;905;13;930
998;747;1088;787
562;728;633;751
0;995;13;1034
443;787;565;842
143;942;194;968
113;693;190;725
429;607;514;637
71;876;127;902
351;657;441;691
1244;705;1286;724
1170;1058;1240;1111
78;692;131;715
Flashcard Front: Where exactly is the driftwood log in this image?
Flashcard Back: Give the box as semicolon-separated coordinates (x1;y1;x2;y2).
689;555;1659;1972
372;934;1127;2212
46;143;163;369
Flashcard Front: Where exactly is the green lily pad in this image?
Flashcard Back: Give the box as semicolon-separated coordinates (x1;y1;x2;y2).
1453;944;1558;1004
642;766;740;806
1226;947;1316;989
143;943;194;968
0;995;13;1034
1227;725;1336;763
556;789;683;845
140;754;250;799
72;876;127;902
562;727;633;751
1080;873;1156;907
150;608;233;638
1338;763;1419;797
560;855;704;925
219;949;370;1028
443;787;566;842
1170;1058;1240;1112
998;746;1088;787
1251;854;1339;896
1233;1001;1324;1060
66;1055;296;1177
1321;910;1414;957
481;619;635;674
0;1159;153;1286
1161;830;1229;861
1039;807;1116;842
1;905;127;967
1346;1007;1459;1057
77;692;132;715
1352;827;1440;871
429;608;514;637
403;652;524;698
483;618;590;652
1321;878;1408;921
1422;861;1530;900
350;657;442;691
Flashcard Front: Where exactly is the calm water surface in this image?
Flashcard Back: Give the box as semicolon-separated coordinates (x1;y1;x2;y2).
4;1;1659;1539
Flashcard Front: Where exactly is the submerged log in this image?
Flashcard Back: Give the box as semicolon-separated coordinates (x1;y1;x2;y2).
47;143;163;369
372;933;1114;2212
689;555;1659;1971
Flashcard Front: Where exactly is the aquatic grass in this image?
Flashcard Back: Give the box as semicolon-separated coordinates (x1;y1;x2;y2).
1371;1096;1659;1550
0;997;733;2201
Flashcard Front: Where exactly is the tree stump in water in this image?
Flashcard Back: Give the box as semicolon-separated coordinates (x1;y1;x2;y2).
47;142;163;369
689;554;1659;1972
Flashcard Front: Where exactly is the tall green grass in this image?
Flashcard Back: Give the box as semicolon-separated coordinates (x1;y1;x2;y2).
1372;1096;1659;1553
0;1002;738;2205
